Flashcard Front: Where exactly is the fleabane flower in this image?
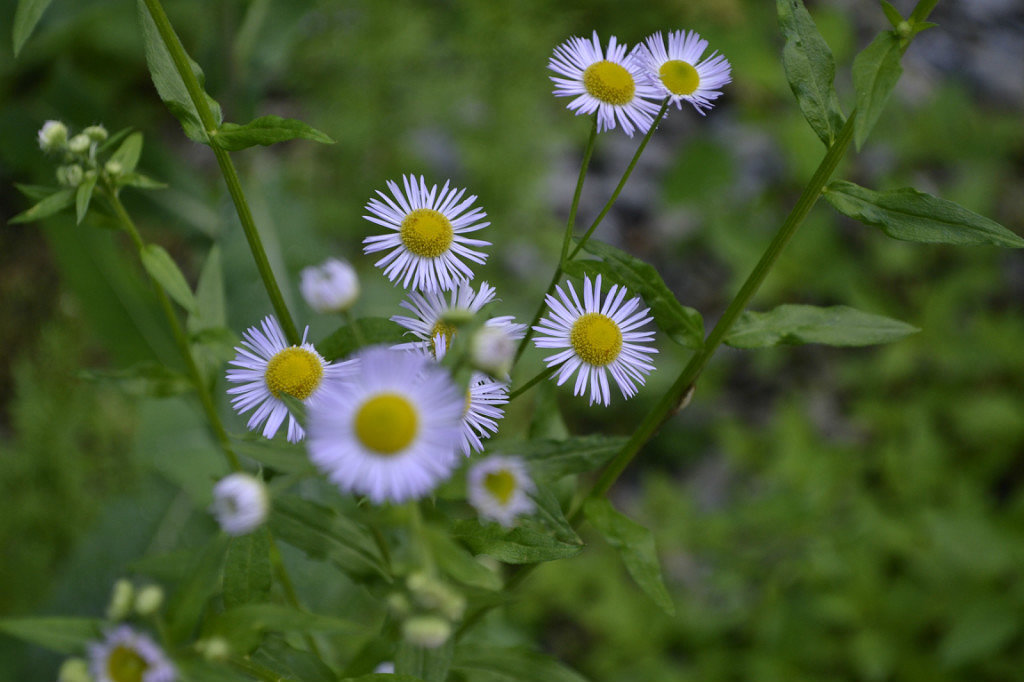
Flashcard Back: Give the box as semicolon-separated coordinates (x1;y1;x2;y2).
468;456;536;528
88;626;175;682
306;346;464;504
363;175;491;292
549;31;661;136
211;472;269;536
633;30;731;115
533;274;657;406
226;316;354;443
429;338;509;457
300;258;360;313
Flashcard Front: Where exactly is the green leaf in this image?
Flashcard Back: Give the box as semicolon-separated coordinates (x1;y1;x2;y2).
724;304;919;348
79;362;193;397
452;645;591;682
109;132;144;175
118;172;168;190
12;0;54;56
189;245;226;332
209;604;364;653
396;637;454;682
825;180;1024;248
223;527;272;609
452;517;583;564
15;183;57;200
75;174;98;225
567;239;704;350
342;676;425;682
317;317;409;361
852;31;904;150
9;188;75;224
777;0;847;146
140;243;199;315
880;0;903;27
98;127;134;154
252;635;339;682
425;525;503;591
940;598;1018;666
497;436;627;481
232;439;317;475
213;115;335;151
583;498;675;617
0;617;101;654
166;536;230;644
137;0;223;143
530;483;582;545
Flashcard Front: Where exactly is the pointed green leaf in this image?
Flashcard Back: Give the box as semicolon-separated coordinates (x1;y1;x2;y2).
118;173;168;190
530;483;582;545
584;498;675;616
189;245;226;332
232;439;317;475
98;127;134;154
213;115;335;151
79;362;193;397
452;645;591;682
452;517;583;564
9;188;74;224
852;31;904;149
880;0;903;28
12;0;54;56
166;537;230;644
0;617;101;654
110;132;144;175
425;525;503;591
317;317;408;361
342;676;425;682
497;436;627;480
209;604;365;653
568;239;703;350
825;180;1024;247
223;527;272;609
253;635;339;682
777;0;846;146
75;174;98;224
15;183;57;201
909;0;939;23
396;637;454;682
940;598;1019;666
724;304;919;348
140;243;199;315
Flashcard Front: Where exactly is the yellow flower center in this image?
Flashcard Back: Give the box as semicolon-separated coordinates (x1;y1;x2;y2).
570;312;622;367
354;393;419;455
484;470;517;506
107;644;149;682
430;320;458;355
582;60;636;105
463;388;473;417
659;59;700;96
400;208;454;258
264;347;324;400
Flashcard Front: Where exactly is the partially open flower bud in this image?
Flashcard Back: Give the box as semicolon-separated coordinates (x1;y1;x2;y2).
38;120;68;152
83;125;108;142
402;615;451;649
470;325;516;379
300;258;360;313
211;472;269;536
68;134;92;155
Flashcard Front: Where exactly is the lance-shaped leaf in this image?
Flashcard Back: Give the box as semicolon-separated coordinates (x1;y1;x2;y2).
109;132;144;175
213;115;335;151
12;0;54;56
425;525;503;591
453;645;592;682
452;517;583;564
584;498;675;616
496;435;627;480
75;173;98;224
852;30;903;150
825;180;1024;248
317;317;408;361
222;527;272;609
777;0;846;146
140;243;200;315
166;536;230;644
208;604;364;654
79;363;192;397
724;304;919;349
9;188;74;224
253;635;339;682
0;617;101;654
568;239;704;350
342;676;426;682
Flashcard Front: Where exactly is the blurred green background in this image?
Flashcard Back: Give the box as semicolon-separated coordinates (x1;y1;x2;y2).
2;0;1024;679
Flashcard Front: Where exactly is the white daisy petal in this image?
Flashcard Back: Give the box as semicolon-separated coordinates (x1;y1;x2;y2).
467;455;536;528
633;30;732;115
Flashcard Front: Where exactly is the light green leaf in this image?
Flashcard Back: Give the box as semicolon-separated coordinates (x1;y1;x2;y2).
213;115;335;151
9;188;74;224
852;31;904;149
396;637;454;682
118;173;168;190
724;304;919;348
75;173;98;225
777;0;847;146
568;239;704;350
498;436;627;481
425;525;503;591
880;0;903;27
825;180;1024;247
189;245;226;332
12;0;54;56
317;317;408;361
209;604;364;654
452;645;591;682
140;243;199;315
0;617;101;654
109;132;144;175
98;127;134;154
15;183;56;201
583;498;675;616
223;527;272;609
452;517;583;564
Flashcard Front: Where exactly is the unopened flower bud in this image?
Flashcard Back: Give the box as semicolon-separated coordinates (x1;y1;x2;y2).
105;579;134;621
38;120;68;152
896;21;913;39
470;325;516;379
68;134;91;155
373;661;396;674
211;472;269;536
386;592;412;618
134;584;164;617
402;615;451;649
57;657;91;682
300;258;360;313
195;636;231;661
104;160;123;177
83;125;108;142
66;165;84;187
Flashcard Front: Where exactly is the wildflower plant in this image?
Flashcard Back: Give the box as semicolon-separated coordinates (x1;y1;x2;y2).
4;0;1024;680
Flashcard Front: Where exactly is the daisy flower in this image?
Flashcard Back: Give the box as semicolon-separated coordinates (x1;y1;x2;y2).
226;316;354;443
468;455;536;528
211;472;269;536
88;626;175;682
306;346;464;504
533;274;658;406
633;30;731;115
549;31;662;136
363;175;491;292
300;258;360;313
429;338;510;457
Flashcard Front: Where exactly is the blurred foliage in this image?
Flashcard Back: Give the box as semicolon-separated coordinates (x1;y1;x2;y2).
2;0;1023;680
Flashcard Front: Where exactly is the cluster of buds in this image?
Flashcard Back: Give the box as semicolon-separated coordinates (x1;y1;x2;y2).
38;121;111;189
388;572;467;649
105;578;165;621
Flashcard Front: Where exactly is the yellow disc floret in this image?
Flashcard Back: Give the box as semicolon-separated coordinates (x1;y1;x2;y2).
484;469;517;506
400;208;454;258
108;645;149;682
659;60;700;96
355;393;419;455
430;320;459;354
264;347;324;400
570;312;623;367
582;60;636;105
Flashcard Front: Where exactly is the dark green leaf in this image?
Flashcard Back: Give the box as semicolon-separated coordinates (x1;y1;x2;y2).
584;498;675;616
140;243;199;315
909;0;939;23
15;183;57;200
12;0;54;56
452;645;591;682
213;115;335;151
568;239;703;349
0;617;101;654
940;598;1018;666
252;635;339;682
75;174;98;225
223;527;272;609
166;536;230;644
232;439;317;475
342;676;425;682
396;637;454;682
9;188;74;224
825;180;1024;247
452;518;583;564
880;0;903;27
109;132;144;175
425;525;503;591
777;0;847;146
530;483;582;545
209;604;364;653
129;549;197;583
317;317;408;361
852;31;903;150
724;304;919;348
78;362;193;397
496;436;627;481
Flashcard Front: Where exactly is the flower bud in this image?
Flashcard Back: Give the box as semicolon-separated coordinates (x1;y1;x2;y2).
104;160;123;177
211;472;269;536
65;165;84;187
386;592;412;618
402;615;451;649
195;636;231;661
373;661;396;674
896;21;913;39
83;125;108;142
134;584;164;617
105;579;134;621
470;325;516;379
67;134;91;155
57;657;91;682
38;120;68;152
300;258;360;313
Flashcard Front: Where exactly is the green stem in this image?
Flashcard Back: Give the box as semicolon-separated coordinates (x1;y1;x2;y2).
508;365;557;401
140;0;300;346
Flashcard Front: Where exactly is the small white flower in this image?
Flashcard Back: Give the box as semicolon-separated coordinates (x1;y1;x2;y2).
470;325;517;379
549;31;662;136
533;274;657;406
226;316;354;443
211;473;269;536
363;175;491;292
306;346;464;504
468;456;536;528
373;662;396;674
300;258;360;313
88;626;175;682
38;120;68;152
633;30;732;115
